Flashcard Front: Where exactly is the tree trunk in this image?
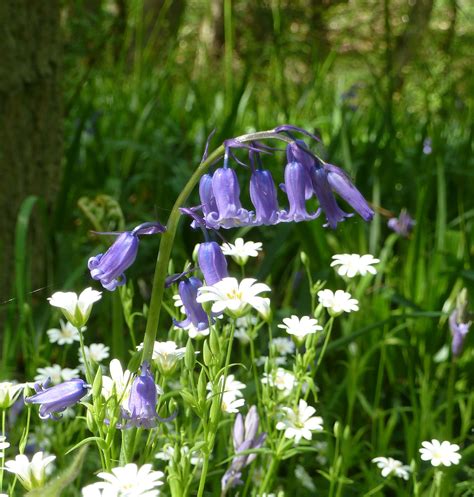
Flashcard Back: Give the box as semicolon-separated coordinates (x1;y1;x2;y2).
0;1;63;304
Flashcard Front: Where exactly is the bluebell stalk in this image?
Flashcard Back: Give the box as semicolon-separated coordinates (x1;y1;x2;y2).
205;168;250;229
197;242;228;285
249;169;282;225
280;161;320;223
174;277;210;332
89;222;166;291
25;378;89;420
221;406;266;495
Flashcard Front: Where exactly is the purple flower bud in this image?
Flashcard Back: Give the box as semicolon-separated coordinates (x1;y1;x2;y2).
310;167;352;229
175;277;209;332
449;310;471;358
324;164;374;222
388;210;415;237
124;363;159;429
423;137;432;155
249;169;282;225
197;242;228;285
221;406;266;495
25;378;89;420
280;162;319;223
88;222;165;291
205;168;250;229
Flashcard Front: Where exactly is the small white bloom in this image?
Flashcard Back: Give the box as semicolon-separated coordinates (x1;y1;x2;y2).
0;382;25;409
221;394;246;414
261;368;297;397
35;364;80;384
221;238;262;265
0;435;10;458
46;320;82;345
256;355;286;367
272;337;296;356
155;444;203;466
372;457;411;479
207;374;246;413
197;277;271;319
330;253;379;278
4;451;56;491
278;315;322;341
102;359;133;402
137;341;186;374
419;439;461;467
317;289;359;315
172;294;186;314
95;463;164;496
48;287;102;328
276;399;323;444
79;343;110;364
295;464;316;491
234;328;251;344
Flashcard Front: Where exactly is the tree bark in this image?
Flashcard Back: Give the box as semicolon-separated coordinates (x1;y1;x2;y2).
0;1;63;303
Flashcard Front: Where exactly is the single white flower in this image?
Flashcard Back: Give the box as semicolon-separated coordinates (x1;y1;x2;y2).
276;399;323;444
261;368;297;397
256;355;287;367
137;341;186;374
4;452;56;491
35;364;80;384
207;374;246;413
0;382;25;409
48;287;102;328
155;444;202;466
102;359;133;402
46;320;83;345
419;439;461;467
95;463;164;496
79;343;110;364
295;464;316;491
272;337;296;356
372;457;411;479
278;315;322;341
221;238;262;265
317;289;359;315
197;277;271;319
330;253;379;278
172;294;186;314
234;328;251;344
0;435;10;458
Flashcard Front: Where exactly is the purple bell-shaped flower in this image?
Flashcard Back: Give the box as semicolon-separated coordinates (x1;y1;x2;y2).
88;222;165;291
197;242;228;285
174;277;210;333
249;169;282;225
25;378;89;420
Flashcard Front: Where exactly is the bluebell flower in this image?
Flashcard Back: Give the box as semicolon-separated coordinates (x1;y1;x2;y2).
88;222;165;291
24;378;89;420
221;406;266;495
388;209;415;237
199;174;218;219
174;277;210;333
280;161;320;223
249;169;282;225
122;363;158;428
449;289;471;358
423;137;432;155
197;242;228;285
204;168;251;229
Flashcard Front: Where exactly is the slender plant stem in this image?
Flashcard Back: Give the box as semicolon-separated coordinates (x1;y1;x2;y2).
0;409;5;492
141;130;293;363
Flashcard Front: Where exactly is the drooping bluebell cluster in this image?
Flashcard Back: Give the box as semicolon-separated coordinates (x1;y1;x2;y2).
221;406;266;495
89;222;165;291
186;125;373;230
25;378;89;420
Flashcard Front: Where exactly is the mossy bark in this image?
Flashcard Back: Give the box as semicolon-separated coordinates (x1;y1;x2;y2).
0;1;62;304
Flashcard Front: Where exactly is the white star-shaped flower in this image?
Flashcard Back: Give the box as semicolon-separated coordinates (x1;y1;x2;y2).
4;452;56;491
48;288;102;328
278;315;323;341
330;253;379;278
276;399;323;444
35;364;80;384
261;368;297;397
272;337;296;356
79;343;110;364
137;341;186;374
207;374;246;413
221;238;262;265
372;457;411;479
102;359;134;402
0;382;25;409
317;289;359;316
419;439;461;467
46;320;83;345
197;277;271;319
